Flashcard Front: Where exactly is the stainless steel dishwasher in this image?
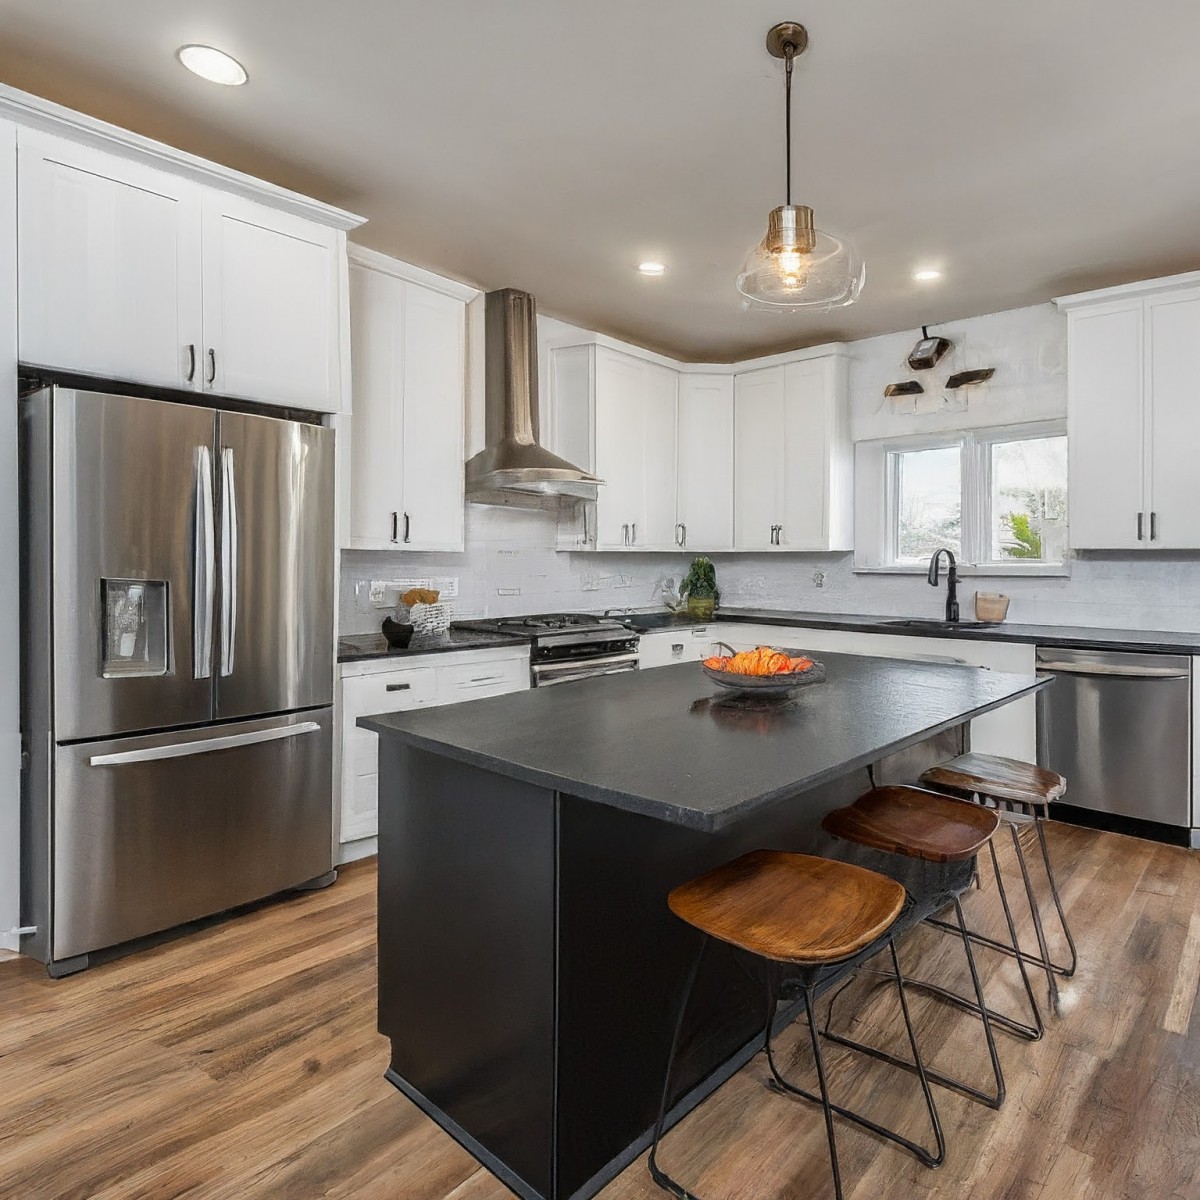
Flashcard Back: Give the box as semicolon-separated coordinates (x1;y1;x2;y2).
1036;646;1192;827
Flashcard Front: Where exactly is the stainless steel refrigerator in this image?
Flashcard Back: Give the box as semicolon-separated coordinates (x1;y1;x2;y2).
20;385;336;975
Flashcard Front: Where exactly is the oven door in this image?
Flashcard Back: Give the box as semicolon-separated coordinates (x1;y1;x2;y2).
532;652;640;687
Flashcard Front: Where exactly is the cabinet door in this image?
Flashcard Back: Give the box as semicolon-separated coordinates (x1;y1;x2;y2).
339;667;438;842
1067;303;1145;549
201;191;340;411
638;362;679;549
677;375;734;551
733;367;785;550
17;130;202;388
401;283;466;551
1147;291;1200;549
780;359;833;550
594;348;645;548
348;264;405;547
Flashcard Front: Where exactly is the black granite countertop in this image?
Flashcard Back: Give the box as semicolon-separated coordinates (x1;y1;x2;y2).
338;629;530;663
620;608;1200;655
360;652;1047;832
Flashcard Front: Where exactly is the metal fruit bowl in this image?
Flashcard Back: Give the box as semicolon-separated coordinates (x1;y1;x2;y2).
701;660;826;695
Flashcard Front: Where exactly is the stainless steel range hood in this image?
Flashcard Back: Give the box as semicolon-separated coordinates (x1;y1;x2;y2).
466;288;601;505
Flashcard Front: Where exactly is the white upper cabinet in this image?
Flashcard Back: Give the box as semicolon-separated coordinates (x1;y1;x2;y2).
1146;291;1200;549
15;124;356;412
346;253;468;552
732;366;785;550
400;283;467;551
676;374;734;552
17;130;202;389
1058;274;1200;549
733;353;851;552
200;191;341;410
593;347;678;550
1063;301;1144;549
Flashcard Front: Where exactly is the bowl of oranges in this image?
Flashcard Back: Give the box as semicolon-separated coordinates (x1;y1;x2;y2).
701;644;825;697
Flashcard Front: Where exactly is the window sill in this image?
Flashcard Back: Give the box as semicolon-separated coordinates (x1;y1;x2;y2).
854;562;1070;579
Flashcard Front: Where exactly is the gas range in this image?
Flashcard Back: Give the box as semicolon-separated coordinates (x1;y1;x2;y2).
451;613;640;687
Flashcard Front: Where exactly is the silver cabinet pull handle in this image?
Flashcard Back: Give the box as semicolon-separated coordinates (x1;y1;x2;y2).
622;523;629;546
390;511;399;543
220;447;238;677
385;682;411;692
1137;512;1144;541
404;512;411;543
1151;511;1158;541
186;343;196;384
206;348;217;386
193;445;216;680
89;722;320;767
468;675;503;684
631;522;637;545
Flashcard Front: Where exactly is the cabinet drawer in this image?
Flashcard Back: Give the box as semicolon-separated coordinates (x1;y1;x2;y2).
436;656;528;703
344;667;438;719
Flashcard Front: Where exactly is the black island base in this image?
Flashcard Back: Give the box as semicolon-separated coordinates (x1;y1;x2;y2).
360;652;1046;1200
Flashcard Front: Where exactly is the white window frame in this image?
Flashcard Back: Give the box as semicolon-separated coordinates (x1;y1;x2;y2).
857;421;1069;576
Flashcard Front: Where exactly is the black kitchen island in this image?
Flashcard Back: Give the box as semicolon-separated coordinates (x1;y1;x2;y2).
360;652;1046;1200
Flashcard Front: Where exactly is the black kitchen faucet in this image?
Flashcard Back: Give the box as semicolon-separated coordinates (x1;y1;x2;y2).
928;548;960;623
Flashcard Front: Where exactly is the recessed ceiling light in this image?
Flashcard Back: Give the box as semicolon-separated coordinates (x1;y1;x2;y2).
913;268;942;282
638;261;666;276
177;44;248;86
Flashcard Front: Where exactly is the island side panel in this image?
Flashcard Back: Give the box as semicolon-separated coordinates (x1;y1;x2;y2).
377;742;557;1200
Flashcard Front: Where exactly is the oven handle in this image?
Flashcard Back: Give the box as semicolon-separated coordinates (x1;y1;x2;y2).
535;663;640;687
533;652;640;685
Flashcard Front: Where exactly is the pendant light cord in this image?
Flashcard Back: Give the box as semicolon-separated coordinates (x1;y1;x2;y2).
784;41;794;206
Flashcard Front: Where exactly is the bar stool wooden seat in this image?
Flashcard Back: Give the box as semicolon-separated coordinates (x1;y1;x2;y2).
649;850;943;1200
920;752;1077;1009
822;786;1041;1110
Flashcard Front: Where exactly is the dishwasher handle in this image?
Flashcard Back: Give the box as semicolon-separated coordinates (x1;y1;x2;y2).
1037;661;1190;680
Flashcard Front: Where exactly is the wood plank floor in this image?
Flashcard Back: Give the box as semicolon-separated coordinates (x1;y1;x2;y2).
1;823;1197;1200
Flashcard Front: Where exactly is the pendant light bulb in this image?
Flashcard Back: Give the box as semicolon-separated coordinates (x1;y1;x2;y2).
737;24;864;313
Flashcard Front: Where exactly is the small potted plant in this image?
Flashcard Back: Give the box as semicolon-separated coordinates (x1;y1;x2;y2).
680;557;719;620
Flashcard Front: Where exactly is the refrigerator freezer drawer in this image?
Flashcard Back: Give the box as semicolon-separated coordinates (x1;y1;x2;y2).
51;710;333;962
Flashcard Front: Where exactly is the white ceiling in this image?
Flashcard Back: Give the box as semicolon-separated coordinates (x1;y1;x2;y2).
1;1;1198;360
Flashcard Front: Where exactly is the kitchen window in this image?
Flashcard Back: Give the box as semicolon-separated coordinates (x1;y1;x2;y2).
858;423;1068;572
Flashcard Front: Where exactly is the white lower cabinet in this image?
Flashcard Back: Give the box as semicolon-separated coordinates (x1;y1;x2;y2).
637;626;722;669
336;645;530;847
705;623;1037;761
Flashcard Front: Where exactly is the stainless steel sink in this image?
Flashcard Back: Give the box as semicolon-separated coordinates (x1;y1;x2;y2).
882;619;994;631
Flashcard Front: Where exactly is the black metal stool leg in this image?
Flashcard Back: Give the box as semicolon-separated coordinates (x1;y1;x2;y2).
1010;820;1061;1012
765;975;844;1200
648;936;708;1200
985;837;1044;1040
886;939;945;1167
822;901;1008;1109
766;954;943;1171
951;896;1005;1108
1034;812;1079;977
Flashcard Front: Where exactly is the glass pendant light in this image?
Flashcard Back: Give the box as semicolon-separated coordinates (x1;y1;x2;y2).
737;23;865;312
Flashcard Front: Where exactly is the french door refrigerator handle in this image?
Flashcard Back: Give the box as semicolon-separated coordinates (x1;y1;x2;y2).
88;721;322;767
220;447;238;677
193;445;216;680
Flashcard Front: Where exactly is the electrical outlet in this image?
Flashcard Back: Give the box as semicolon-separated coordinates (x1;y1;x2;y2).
497;587;521;597
368;581;387;605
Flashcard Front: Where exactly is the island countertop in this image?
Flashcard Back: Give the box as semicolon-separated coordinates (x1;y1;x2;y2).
359;651;1048;832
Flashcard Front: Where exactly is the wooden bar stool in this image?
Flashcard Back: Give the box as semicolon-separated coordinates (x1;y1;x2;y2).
821;786;1041;1110
920;752;1077;1010
648;850;943;1200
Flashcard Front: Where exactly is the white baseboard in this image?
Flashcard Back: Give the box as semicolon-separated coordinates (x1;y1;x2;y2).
336;836;378;865
0;733;18;953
